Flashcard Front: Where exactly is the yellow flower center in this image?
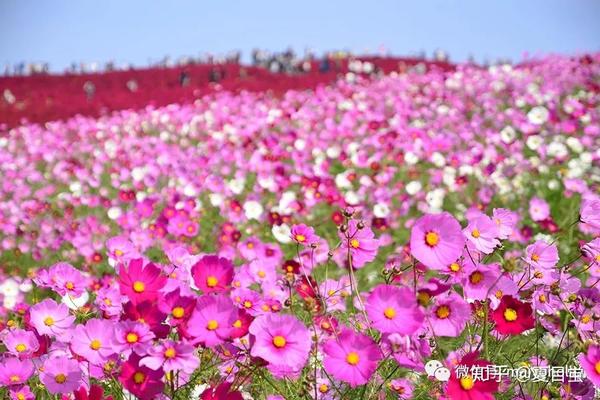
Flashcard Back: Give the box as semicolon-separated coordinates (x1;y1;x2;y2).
417;291;431;306
104;298;112;306
319;383;329;393
206;276;218;287
596;255;600;262
132;281;145;293
16;393;25;400
469;271;483;285
114;249;124;257
425;231;439;246
595;361;600;375
539;294;547;303
126;332;139;343
460;375;475;390
272;335;287;348
233;319;242;328
581;315;591;324
44;316;54;326
449;263;461;272
9;375;20;383
55;373;67;384
436;305;450;319
164;347;176;358
531;253;540;262
295;234;306;242
243;300;253;308
207;320;219;330
65;281;74;290
534;271;544;279
346;352;360;365
90;339;102;350
495;290;503;299
15;343;27;353
384;307;396;319
133;371;145;384
471;229;480;238
350;239;360;248
504;308;518;321
257;270;266;278
172;306;185;319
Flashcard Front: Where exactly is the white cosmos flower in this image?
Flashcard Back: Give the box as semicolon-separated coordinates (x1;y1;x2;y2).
527;106;549;125
62;291;89;310
404;152;419;165
430;152;446;167
107;207;122;220
406;181;422;195
500;126;516;143
526;135;543;151
566;137;583;153
373;203;390;218
243;201;263;220
272;224;292;244
547;142;568;159
209;193;224;207
228;178;245;195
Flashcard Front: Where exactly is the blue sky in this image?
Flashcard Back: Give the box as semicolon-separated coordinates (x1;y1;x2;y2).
1;0;599;71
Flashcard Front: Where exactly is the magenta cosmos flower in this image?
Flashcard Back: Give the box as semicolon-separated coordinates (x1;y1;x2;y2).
523;240;559;270
578;345;600;386
410;212;465;270
191;255;234;293
249;314;311;372
2;328;39;357
339;220;380;268
323;328;382;387
140;339;199;374
29;298;75;339
71;318;116;365
187;294;237;347
365;284;424;335
113;320;155;356
290;223;320;246
118;258;167;304
119;354;164;400
463;215;500;255
40;356;82;394
580;198;600;230
0;357;34;386
428;293;471;337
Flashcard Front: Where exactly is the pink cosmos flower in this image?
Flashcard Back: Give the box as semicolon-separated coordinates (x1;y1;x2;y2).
523;240;559;270
339;220;380;268
71;318;116;365
410;212;465;270
578;345;600;386
463;215;500;254
580;198;600;229
249;314;311;373
2;328;39;357
29;298;75;339
428;293;471;337
187;294;237;347
323;328;382;387
365;284;424;335
462;261;502;301
0;357;34;386
492;208;518;240
140;339;200;373
118;258;167;304
290;223;320;246
119;354;164;400
9;385;35;400
40;356;82;394
41;262;88;297
582;238;600;265
113;320;155;357
191;255;234;293
529;196;550;222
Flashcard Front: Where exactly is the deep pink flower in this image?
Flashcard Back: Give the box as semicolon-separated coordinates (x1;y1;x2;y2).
201;382;243;400
523;240;559;270
446;352;498;400
249;314;311;373
290;223;320;246
323;328;382;387
578;345;600;387
187;294;237;347
118;258;167;304
29;298;75;339
73;384;114;400
0;357;34;386
365;284;424;335
140;339;199;373
492;296;535;335
119;354;164;400
71;318;116;365
410;212;465;270
191;255;234;293
158;289;196;326
40;356;83;394
2;328;39;357
463;215;500;254
338;220;380;268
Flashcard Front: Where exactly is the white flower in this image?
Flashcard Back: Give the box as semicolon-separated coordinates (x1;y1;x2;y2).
430;152;446;167
406;181;422;195
548;180;560;190
209;193;224;207
526;135;543;151
294;139;306;151
527;106;549;125
335;171;352;189
243;201;263;220
500;126;516;143
62;291;89;310
373;203;390;218
344;191;360;205
566;137;583;153
404;151;419;165
326;146;341;158
131;167;146;182
426;188;445;212
107;207;122;220
183;183;197;197
0;278;19;298
272;224;292;244
228;178;245;195
547;142;568;159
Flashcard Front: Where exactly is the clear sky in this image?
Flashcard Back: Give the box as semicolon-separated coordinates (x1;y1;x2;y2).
1;0;599;71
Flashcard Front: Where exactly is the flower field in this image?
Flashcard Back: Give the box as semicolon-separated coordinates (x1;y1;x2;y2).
0;54;599;399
